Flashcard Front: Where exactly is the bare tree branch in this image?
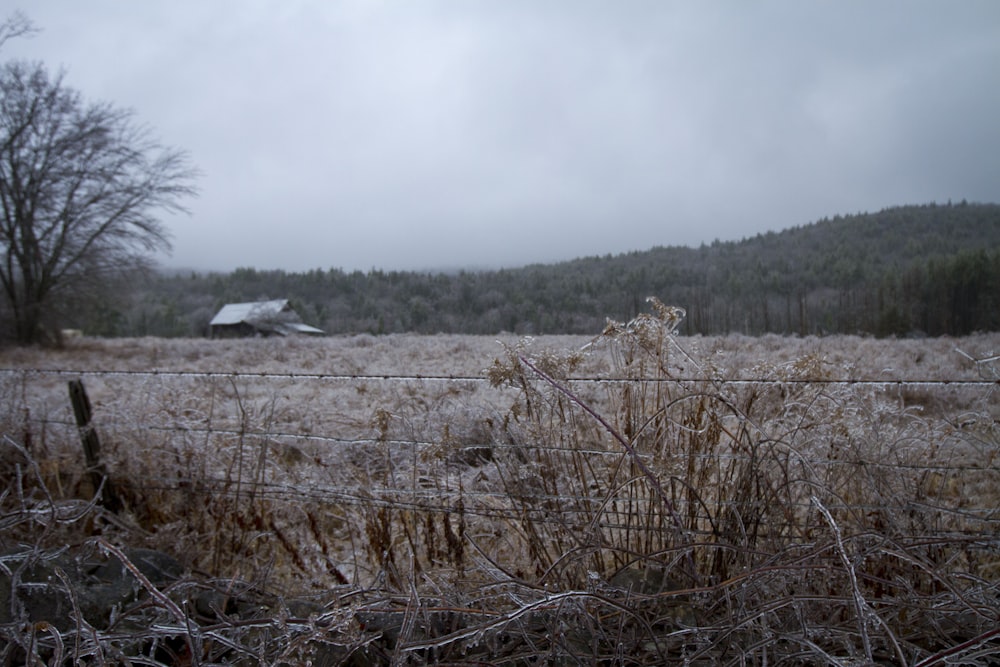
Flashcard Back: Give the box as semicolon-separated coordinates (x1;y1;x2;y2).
0;12;38;52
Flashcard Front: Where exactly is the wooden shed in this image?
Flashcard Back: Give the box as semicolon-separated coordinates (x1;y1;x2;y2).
209;299;324;338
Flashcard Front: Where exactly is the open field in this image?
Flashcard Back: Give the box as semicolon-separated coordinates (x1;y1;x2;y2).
2;315;999;664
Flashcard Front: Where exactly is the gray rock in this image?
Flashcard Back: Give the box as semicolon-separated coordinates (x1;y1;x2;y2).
0;546;183;631
92;547;183;587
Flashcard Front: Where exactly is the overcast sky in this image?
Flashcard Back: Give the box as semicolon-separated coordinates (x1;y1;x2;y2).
5;2;1000;273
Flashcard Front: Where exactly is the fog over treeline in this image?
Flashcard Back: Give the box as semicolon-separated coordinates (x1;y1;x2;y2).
79;202;1000;338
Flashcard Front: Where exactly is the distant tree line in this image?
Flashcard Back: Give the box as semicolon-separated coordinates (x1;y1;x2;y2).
72;202;1000;339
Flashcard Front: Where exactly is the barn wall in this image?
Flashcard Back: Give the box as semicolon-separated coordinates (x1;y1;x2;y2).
210;322;261;339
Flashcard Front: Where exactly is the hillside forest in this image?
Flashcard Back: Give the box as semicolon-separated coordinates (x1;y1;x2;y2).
67;202;1000;338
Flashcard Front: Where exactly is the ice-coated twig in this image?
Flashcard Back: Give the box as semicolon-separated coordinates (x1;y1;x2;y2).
95;538;202;666
397;589;642;656
913;626;1000;667
811;496;875;664
53;566;81;662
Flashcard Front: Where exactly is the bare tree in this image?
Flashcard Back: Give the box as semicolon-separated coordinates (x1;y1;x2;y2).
0;52;197;343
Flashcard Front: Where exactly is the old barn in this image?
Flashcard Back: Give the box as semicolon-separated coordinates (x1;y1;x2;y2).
209;299;324;338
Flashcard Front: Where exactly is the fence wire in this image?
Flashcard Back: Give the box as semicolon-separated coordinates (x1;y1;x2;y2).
4;365;997;540
4;365;1000;385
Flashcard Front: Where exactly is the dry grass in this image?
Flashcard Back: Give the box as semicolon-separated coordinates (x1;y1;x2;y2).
1;318;999;664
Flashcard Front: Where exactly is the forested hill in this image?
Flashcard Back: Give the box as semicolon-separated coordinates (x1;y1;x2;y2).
99;202;1000;338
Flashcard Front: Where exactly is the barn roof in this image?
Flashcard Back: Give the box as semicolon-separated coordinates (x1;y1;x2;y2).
209;299;290;326
280;322;325;335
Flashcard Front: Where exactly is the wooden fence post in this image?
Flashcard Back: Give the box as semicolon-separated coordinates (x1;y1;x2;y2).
68;379;123;513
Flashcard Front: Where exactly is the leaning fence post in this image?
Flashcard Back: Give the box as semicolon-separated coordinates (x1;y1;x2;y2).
68;379;122;513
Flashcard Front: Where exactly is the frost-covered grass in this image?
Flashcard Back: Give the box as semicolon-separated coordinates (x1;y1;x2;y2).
2;320;999;663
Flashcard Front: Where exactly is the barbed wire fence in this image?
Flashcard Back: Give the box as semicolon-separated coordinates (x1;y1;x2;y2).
4;366;998;497
3;352;1000;663
4;365;997;543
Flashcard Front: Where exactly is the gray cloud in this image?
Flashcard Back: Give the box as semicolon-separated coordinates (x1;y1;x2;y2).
6;1;1000;272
